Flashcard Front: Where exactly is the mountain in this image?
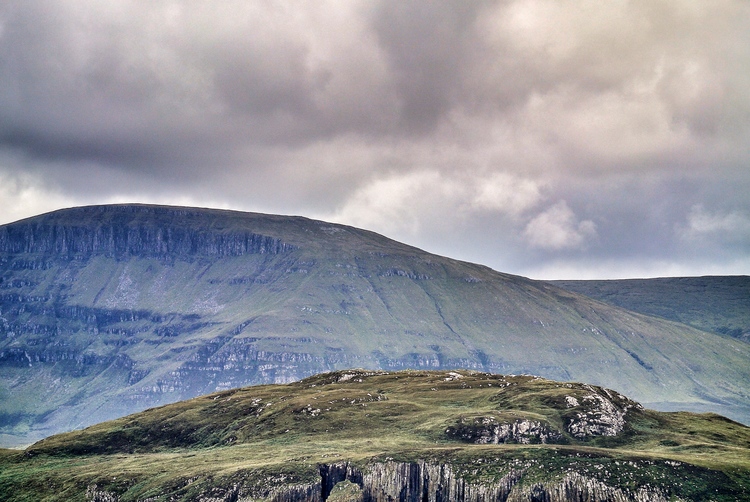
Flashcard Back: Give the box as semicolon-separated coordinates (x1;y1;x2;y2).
2;370;749;501
551;277;750;343
1;204;750;447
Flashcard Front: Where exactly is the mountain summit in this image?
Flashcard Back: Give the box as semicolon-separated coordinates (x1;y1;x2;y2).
1;204;749;445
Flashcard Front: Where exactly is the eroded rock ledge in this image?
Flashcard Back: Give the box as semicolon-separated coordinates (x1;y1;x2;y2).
317;461;670;502
86;461;674;502
0;205;296;259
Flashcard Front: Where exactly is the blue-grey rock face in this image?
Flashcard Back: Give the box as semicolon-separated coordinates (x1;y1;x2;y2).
0;204;296;257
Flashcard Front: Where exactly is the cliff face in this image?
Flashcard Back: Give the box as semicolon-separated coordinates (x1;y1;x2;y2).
84;461;674;502
0;205;296;258
319;462;670;502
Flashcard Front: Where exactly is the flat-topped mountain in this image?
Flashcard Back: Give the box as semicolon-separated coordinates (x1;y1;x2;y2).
3;370;749;501
1;204;749;446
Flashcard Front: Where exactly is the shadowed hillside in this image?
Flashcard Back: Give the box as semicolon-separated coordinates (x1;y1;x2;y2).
1;204;749;447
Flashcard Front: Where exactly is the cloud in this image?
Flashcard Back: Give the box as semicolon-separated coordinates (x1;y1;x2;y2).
679;205;750;244
0;1;748;278
331;171;454;236
471;172;542;216
523;201;597;251
331;170;543;237
0;170;76;224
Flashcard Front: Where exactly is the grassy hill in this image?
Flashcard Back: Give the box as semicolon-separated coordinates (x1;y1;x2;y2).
1;370;749;501
551;277;750;343
2;204;750;447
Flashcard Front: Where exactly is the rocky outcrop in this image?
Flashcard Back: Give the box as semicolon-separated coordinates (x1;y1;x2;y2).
563;386;643;439
85;485;120;502
446;416;564;444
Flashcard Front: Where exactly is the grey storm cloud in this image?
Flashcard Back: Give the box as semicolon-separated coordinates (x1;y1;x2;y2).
1;0;749;279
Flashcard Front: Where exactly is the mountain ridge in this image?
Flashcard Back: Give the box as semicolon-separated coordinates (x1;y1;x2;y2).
1;204;749;447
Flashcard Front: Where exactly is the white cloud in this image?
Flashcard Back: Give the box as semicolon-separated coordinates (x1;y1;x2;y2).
330;171;458;236
523;201;597;251
330;169;544;238
679;204;750;242
526;87;691;163
471;172;542;216
0;171;76;225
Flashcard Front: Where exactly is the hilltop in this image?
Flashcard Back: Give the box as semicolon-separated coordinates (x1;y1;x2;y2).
1;204;750;447
2;370;749;501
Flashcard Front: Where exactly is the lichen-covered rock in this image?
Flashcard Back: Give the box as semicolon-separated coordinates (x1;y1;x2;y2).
446;416;564;444
85;485;120;502
563;386;643;439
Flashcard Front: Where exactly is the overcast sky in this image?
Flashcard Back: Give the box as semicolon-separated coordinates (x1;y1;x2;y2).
1;1;749;279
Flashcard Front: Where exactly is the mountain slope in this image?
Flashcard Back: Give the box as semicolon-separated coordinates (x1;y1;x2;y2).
551;277;750;343
1;204;749;446
2;370;749;501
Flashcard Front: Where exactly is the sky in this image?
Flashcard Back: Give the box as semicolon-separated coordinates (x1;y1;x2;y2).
1;1;749;280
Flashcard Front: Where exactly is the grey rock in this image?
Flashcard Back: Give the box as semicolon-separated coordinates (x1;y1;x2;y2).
564;387;642;439
446;416;564;444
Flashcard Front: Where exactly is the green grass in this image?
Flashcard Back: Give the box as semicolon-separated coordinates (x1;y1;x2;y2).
552;276;750;342
1;369;749;500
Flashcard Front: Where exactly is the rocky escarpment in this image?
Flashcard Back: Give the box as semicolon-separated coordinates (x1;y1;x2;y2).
0;205;296;259
320;461;524;502
84;461;676;502
338;462;671;502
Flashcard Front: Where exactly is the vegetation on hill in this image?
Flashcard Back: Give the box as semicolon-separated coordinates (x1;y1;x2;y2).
2;205;750;448
551;276;750;343
1;370;749;501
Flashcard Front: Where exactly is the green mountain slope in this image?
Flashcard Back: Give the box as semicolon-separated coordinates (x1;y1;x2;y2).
2;370;749;501
1;204;750;447
551;277;750;343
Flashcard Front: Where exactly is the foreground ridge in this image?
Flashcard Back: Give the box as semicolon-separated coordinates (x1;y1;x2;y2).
2;370;749;501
